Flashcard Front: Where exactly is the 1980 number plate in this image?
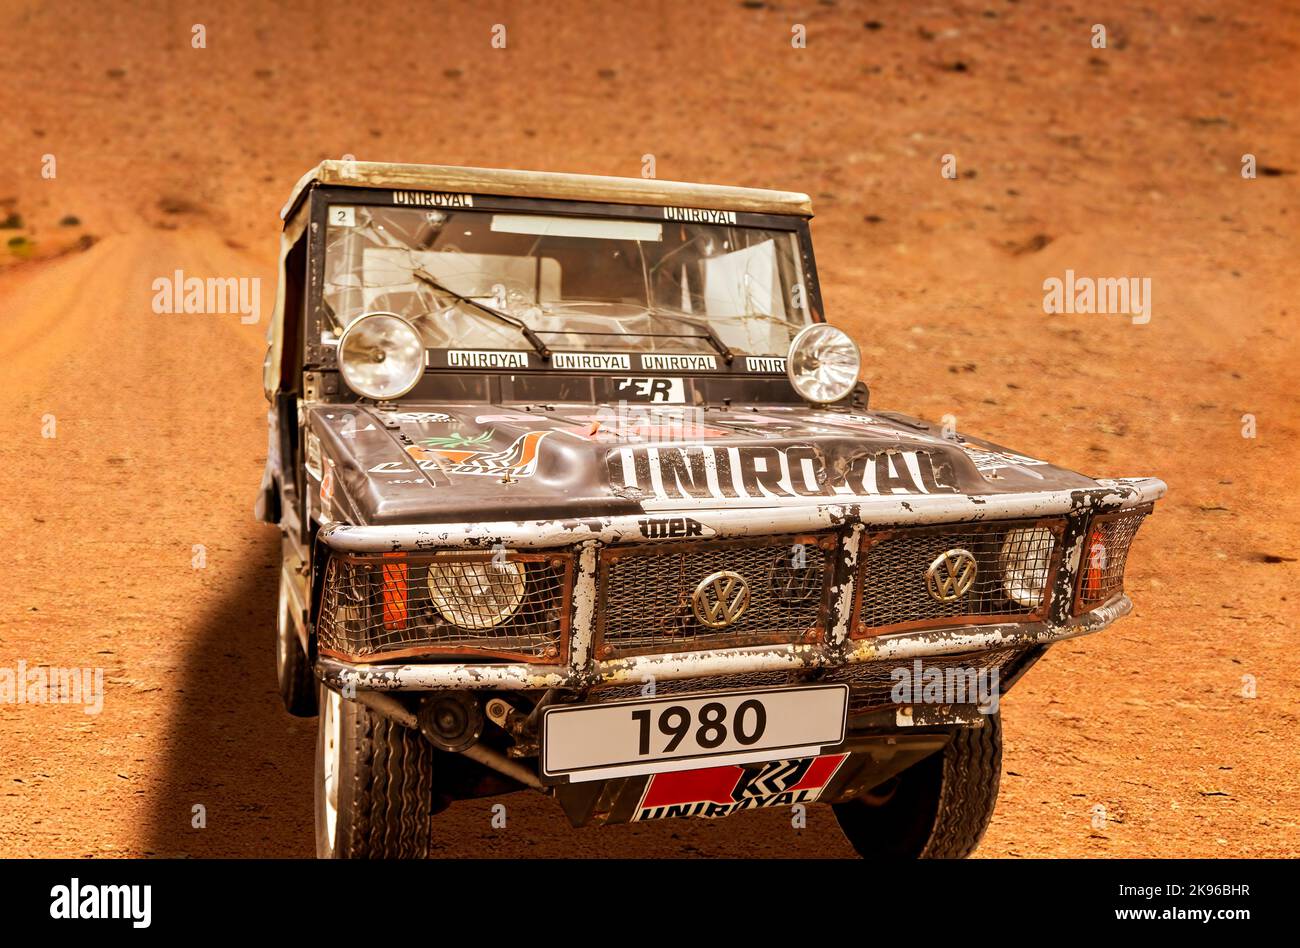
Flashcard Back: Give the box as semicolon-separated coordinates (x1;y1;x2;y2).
541;685;848;782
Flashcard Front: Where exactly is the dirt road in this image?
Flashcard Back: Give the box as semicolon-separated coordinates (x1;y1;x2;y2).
0;0;1296;857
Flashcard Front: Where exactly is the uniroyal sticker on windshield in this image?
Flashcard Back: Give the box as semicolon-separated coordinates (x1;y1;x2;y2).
640;353;717;372
633;754;848;821
745;356;787;373
392;190;475;207
552;352;632;371
663;206;737;225
607;444;958;503
614;377;686;404
442;349;531;370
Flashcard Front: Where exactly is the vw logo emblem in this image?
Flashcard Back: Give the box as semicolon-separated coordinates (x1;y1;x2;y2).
768;554;817;604
925;549;978;603
691;570;750;628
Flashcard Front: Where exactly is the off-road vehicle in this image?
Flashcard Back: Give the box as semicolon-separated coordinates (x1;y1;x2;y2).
257;160;1164;858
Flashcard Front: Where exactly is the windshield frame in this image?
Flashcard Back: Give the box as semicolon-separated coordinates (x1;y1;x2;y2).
302;185;826;379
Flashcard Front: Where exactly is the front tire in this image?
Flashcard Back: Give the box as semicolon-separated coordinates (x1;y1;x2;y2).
314;685;436;858
276;560;317;717
833;714;1002;859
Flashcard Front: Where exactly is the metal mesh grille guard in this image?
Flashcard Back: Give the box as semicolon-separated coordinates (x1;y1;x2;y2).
597;535;830;657
1077;508;1150;610
317;551;571;662
315;512;1146;665
854;519;1065;636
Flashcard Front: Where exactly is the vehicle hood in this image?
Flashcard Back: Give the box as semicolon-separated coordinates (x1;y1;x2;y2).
306;403;1102;526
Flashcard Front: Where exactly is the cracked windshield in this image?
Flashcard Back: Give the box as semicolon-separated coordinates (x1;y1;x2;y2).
321;205;812;357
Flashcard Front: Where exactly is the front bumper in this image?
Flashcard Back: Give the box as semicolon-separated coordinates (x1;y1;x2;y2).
317;594;1131;692
314;478;1161;694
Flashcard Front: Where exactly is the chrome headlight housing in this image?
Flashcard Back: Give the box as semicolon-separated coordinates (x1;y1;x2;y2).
999;528;1055;607
427;560;527;630
337;311;424;400
786;323;861;404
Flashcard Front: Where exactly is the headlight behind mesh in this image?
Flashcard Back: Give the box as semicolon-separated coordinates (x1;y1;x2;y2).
427;560;527;630
999;527;1055;608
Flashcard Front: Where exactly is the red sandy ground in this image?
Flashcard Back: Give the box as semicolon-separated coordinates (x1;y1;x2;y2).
0;0;1296;857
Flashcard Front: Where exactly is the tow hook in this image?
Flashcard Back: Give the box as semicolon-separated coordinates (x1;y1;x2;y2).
485;697;539;758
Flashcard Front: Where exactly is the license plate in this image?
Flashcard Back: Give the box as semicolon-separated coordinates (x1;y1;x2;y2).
541;685;848;782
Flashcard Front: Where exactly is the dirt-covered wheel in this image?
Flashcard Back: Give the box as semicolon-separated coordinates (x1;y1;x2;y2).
314;684;436;859
275;553;317;717
832;714;1002;859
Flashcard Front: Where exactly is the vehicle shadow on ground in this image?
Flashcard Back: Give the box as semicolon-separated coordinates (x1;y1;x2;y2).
144;531;315;857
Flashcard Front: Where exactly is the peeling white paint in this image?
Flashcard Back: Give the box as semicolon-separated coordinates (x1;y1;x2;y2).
828;523;863;647
317;597;1133;692
569;541;598;667
321;478;1166;552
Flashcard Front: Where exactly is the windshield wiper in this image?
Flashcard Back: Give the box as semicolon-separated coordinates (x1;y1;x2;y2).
640;310;735;364
412;268;552;361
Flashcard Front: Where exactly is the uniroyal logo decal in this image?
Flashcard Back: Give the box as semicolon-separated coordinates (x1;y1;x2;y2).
633;754;848;821
607;444;957;502
552;352;632;371
392;190;474;207
446;349;529;370
663;206;737;225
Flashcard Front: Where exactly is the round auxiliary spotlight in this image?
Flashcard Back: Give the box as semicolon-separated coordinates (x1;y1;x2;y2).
336;311;424;400
786;323;861;404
